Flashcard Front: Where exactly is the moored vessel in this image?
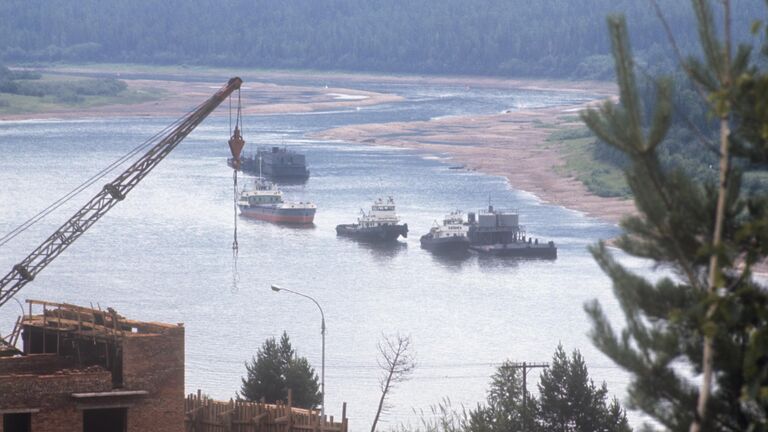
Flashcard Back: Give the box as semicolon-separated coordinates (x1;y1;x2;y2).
237;177;316;224
336;197;408;242
420;210;470;252
228;146;309;180
467;205;556;259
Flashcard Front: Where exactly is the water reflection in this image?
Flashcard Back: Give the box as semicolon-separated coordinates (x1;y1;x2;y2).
339;238;408;259
269;176;309;186
238;215;317;230
426;249;472;270
475;253;522;270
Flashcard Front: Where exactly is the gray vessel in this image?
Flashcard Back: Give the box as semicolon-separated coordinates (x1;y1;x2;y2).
228;146;309;180
336;197;408;242
420;210;470;252
467;206;556;259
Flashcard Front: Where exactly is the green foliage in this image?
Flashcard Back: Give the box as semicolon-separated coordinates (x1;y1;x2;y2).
11;78;126;99
580;2;768;430
395;347;631;432
240;332;321;409
0;61;126;104
0;64;40;94
0;0;761;78
463;347;630;432
547;128;594;141
0;63;141;111
550;130;631;198
406;399;468;432
466;361;531;432
537;345;631;432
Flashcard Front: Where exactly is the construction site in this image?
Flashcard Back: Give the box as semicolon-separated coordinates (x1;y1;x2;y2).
0;301;347;432
0;78;348;432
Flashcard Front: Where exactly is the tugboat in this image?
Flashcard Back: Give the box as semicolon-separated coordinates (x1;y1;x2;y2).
228;146;309;180
420;210;470;252
467;205;556;259
336;197;408;242
237;177;316;224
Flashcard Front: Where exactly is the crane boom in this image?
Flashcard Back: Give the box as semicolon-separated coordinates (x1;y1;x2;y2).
0;77;243;309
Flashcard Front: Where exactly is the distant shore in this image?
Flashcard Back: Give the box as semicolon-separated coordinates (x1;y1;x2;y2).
0;65;633;224
311;98;635;225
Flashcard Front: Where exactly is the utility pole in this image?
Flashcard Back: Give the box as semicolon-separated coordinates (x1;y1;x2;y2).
507;361;548;432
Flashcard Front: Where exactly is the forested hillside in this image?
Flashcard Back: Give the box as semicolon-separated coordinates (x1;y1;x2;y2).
0;0;759;78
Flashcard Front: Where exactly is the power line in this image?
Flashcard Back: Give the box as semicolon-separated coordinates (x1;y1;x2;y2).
502;361;549;432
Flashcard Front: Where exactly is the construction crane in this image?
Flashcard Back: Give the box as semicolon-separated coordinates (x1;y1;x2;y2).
0;77;245;311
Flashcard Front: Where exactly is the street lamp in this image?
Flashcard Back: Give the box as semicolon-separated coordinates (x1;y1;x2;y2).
271;284;326;418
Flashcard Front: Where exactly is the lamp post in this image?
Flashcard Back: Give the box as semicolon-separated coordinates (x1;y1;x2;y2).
271;284;326;418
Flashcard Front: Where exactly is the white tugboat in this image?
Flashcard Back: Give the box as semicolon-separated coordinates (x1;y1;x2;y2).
237;177;316;224
419;210;470;251
336;197;408;241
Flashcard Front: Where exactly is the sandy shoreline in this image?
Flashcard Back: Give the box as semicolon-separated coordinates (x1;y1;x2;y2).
311;102;634;224
1;67;631;224
0;77;403;121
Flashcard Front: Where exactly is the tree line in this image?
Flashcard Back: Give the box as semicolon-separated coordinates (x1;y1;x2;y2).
241;333;631;431
0;64;126;104
0;0;760;79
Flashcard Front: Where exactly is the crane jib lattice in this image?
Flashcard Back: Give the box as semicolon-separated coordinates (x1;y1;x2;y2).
0;77;243;309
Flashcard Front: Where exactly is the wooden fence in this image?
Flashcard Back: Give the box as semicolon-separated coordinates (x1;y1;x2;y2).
185;390;348;432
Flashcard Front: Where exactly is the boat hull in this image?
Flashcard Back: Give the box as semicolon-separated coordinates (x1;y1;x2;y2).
469;242;557;259
419;235;470;252
336;223;408;242
239;205;315;224
228;157;310;179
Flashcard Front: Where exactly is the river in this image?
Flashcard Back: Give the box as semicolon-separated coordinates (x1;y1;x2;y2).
0;77;646;429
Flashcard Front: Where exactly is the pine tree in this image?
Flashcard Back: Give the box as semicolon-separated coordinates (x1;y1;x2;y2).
580;1;768;430
240;336;287;403
466;361;530;432
537;345;631;432
285;356;322;409
240;331;322;409
466;349;629;432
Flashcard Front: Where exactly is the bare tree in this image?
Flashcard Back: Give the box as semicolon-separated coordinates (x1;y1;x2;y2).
370;333;415;432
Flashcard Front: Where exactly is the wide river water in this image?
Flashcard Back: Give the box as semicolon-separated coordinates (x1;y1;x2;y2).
0;77;647;429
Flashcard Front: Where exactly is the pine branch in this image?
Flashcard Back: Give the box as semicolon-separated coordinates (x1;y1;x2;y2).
693;1;733;430
582;16;706;294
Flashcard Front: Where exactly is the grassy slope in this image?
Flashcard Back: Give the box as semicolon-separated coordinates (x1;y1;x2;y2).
544;123;630;198
0;73;163;115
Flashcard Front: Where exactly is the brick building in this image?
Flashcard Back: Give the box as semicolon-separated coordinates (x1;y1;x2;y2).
0;300;184;432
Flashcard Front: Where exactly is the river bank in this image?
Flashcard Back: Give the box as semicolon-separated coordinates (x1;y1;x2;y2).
1;65;632;224
311;99;635;224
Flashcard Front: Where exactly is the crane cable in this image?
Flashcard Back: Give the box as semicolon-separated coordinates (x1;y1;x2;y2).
229;89;243;254
0;100;209;249
228;89;244;293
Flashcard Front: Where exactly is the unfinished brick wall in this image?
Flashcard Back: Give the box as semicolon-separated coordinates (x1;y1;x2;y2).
0;354;74;375
3;407;82;432
0;370;112;432
123;325;185;432
0;370;112;407
0;303;186;432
